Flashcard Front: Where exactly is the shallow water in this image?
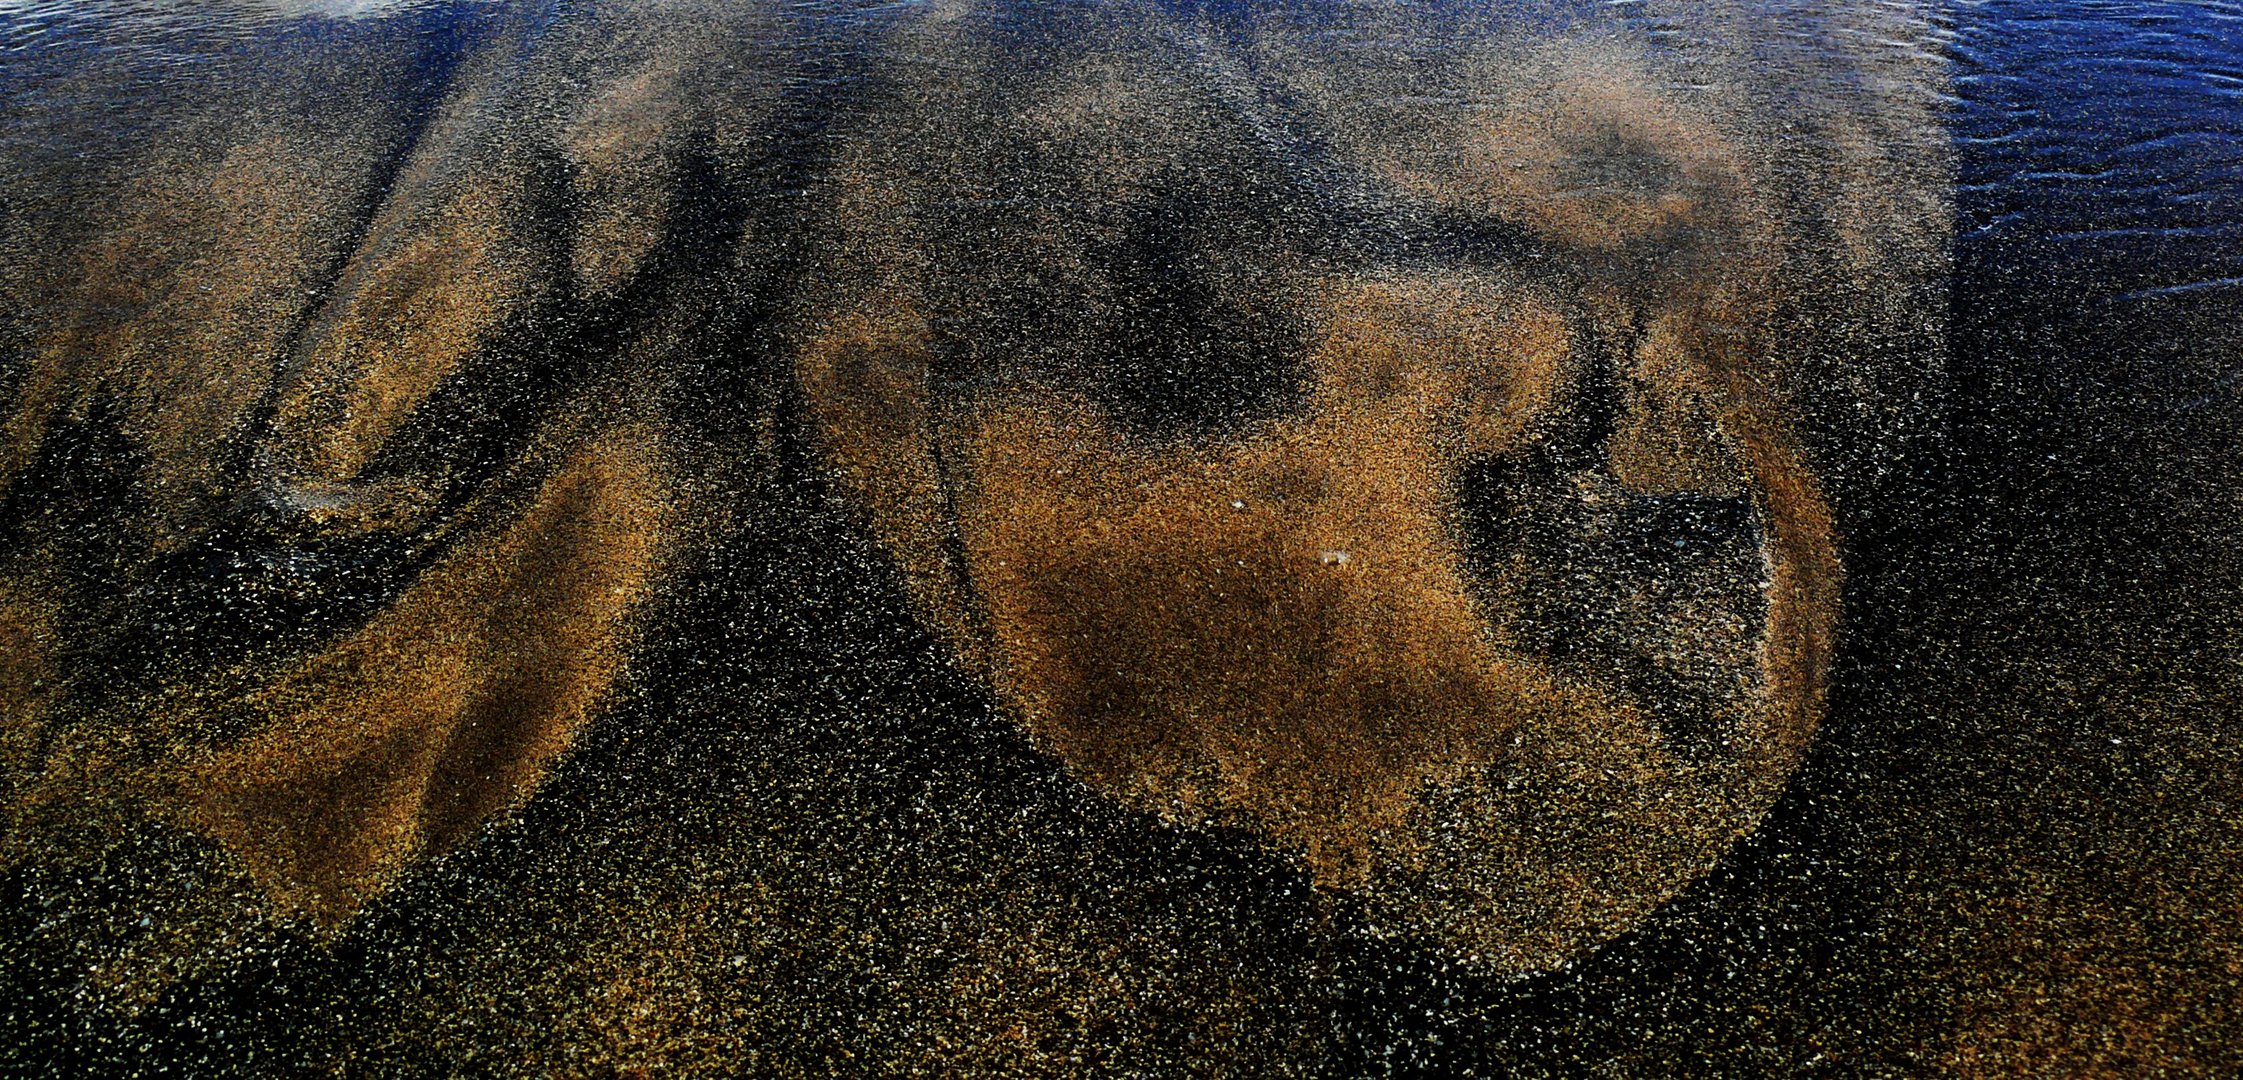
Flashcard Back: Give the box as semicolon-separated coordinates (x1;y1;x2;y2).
1;1;2238;1075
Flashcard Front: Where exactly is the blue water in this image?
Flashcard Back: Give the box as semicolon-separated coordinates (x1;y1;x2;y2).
1954;0;2243;333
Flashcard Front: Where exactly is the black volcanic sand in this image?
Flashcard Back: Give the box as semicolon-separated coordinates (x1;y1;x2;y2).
0;0;2238;1076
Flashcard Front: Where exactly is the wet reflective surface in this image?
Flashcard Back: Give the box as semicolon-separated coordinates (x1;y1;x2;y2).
1;1;2238;1074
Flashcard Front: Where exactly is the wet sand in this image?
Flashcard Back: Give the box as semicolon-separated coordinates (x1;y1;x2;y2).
0;0;2237;1075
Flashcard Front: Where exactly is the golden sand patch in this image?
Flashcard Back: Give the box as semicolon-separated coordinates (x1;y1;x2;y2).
180;421;669;927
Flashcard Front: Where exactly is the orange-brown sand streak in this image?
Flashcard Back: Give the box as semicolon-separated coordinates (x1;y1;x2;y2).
180;422;671;928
